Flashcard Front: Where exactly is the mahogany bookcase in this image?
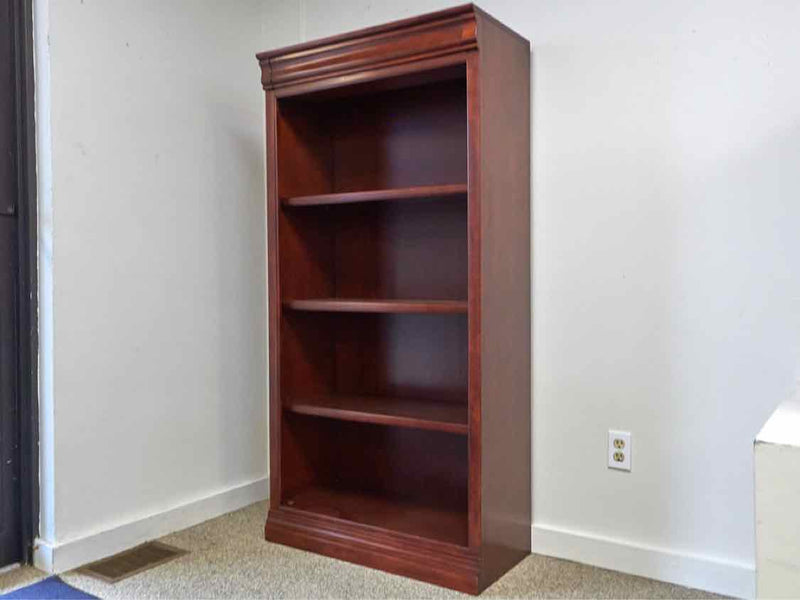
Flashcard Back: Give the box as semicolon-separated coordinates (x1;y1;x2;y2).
256;4;530;594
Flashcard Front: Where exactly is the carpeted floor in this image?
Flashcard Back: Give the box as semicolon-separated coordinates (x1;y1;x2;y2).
0;501;725;598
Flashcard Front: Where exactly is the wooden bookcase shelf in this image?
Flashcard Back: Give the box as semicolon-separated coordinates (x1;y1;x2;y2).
258;4;530;594
283;298;467;314
285;394;468;434
282;183;467;207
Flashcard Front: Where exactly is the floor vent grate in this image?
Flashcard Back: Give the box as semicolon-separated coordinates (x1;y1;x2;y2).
79;541;188;583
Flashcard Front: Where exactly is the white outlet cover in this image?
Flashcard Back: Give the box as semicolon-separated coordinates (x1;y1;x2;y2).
608;430;632;471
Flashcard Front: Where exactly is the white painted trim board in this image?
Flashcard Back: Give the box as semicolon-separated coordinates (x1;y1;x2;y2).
533;523;755;599
31;480;755;598
34;477;268;574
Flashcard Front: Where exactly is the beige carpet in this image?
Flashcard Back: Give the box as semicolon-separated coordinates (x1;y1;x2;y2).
0;501;725;598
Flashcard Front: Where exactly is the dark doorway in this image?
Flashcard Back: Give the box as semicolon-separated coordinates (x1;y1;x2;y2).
0;0;37;567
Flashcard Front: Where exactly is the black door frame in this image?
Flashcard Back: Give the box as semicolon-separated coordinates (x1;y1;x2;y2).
9;0;38;564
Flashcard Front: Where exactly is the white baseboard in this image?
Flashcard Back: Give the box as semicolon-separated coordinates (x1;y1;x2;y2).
34;477;269;574
533;523;755;599
30;485;753;597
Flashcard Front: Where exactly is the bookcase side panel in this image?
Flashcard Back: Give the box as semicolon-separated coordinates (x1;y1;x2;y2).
475;10;532;591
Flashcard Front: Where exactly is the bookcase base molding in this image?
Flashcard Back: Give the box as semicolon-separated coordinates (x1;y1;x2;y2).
266;507;483;594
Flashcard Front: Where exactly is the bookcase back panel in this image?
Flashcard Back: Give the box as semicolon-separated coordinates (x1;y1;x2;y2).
334;313;467;402
279;199;467;301
334;200;467;300
277;78;467;198
280;312;467;403
280;415;468;545
282;417;467;503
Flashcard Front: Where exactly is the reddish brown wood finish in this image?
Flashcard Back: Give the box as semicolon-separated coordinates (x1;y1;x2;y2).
258;4;530;594
282;183;467;207
286;394;468;434
257;5;477;91
280;198;468;301
281;312;468;404
265;504;479;593
277;77;467;195
474;9;532;589
279;418;468;535
284;298;467;314
283;486;468;546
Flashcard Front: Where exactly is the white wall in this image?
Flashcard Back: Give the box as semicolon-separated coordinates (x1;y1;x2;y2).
260;1;800;596
35;0;269;570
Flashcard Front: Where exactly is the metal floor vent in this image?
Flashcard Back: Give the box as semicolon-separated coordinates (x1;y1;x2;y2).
79;541;188;583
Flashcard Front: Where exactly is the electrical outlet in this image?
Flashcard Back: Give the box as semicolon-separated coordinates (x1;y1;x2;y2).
608;430;631;471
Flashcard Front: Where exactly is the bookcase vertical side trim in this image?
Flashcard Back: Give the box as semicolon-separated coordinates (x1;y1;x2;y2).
466;51;482;553
265;90;282;510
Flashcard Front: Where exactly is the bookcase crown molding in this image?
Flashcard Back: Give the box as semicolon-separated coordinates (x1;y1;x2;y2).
257;4;478;91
